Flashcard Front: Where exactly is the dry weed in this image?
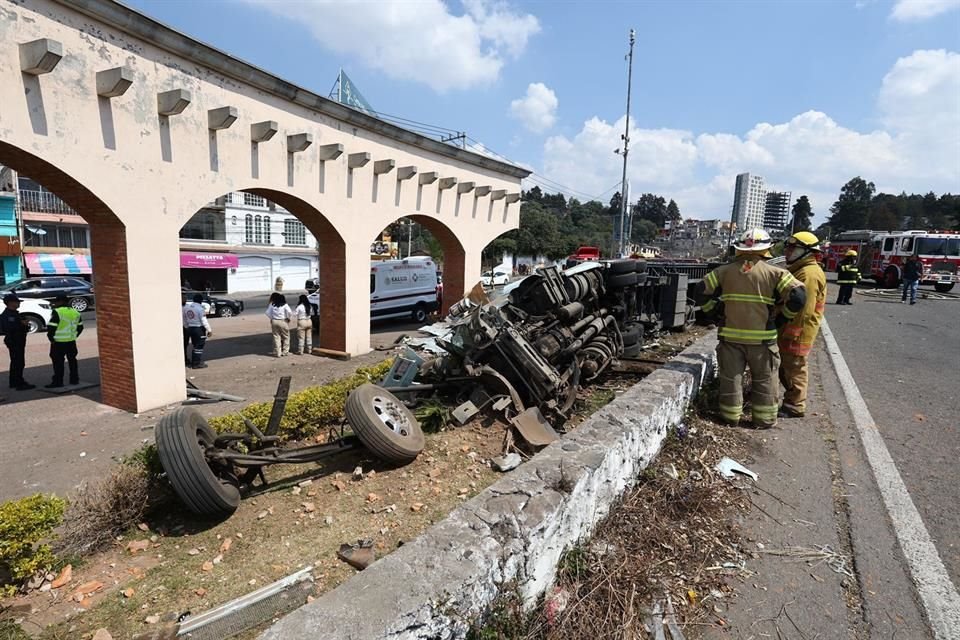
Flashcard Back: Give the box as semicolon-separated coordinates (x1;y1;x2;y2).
55;465;150;557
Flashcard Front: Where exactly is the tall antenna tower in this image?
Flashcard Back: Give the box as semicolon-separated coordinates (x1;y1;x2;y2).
616;29;636;257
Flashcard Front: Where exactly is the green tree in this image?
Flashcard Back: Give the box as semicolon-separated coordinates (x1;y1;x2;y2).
632;219;659;243
634;193;668;227
827;177;875;232
788;195;813;232
666;199;681;223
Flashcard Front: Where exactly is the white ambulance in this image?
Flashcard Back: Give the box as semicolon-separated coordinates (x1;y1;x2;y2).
370;257;440;323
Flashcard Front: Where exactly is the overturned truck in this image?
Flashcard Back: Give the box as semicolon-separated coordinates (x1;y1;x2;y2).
156;258;707;517
389;258;703;424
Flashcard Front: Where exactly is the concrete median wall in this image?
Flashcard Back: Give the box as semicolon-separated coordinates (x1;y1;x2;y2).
259;332;719;640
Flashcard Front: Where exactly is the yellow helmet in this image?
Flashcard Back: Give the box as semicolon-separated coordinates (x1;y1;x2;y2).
786;231;821;252
845;249;858;257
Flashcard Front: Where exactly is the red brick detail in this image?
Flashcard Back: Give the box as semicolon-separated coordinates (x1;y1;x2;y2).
409;216;465;316
248;190;346;352
0;142;137;411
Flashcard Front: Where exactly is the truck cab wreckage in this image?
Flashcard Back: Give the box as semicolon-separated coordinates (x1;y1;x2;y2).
156;259;708;517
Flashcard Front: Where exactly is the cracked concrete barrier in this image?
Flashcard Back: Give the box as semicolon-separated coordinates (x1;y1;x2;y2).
259;331;718;640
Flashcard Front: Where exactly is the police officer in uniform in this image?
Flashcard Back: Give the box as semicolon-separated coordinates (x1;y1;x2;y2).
697;229;806;429
836;250;861;305
182;293;212;369
778;232;827;418
1;293;35;391
46;295;83;388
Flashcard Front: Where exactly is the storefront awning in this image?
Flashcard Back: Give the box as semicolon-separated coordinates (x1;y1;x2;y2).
180;251;238;269
25;253;92;275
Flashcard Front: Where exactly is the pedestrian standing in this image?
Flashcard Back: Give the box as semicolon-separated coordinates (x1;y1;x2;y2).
182;293;212;369
46;295;83;388
901;255;923;305
836;250;861;305
265;292;292;357
1;293;35;391
697;228;806;429
294;294;312;355
778;232;827;418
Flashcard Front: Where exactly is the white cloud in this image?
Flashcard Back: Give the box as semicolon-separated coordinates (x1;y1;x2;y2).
890;0;960;21
244;0;540;92
538;50;960;221
509;83;558;133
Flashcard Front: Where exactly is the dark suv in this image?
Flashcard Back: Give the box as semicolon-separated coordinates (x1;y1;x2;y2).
0;276;95;312
181;288;244;318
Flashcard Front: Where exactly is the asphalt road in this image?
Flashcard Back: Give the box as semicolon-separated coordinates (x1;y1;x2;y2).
825;282;960;589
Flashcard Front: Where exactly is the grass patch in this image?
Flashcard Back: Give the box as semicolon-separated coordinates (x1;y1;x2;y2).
0;495;65;596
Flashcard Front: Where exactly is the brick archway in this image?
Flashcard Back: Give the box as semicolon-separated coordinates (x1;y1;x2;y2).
394;216;467;315
0;141;136;410
242;189;348;351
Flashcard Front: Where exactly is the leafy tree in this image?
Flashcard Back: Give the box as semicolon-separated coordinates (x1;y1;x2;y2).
788;195;813;232
633;193;668;227
632;219;659;243
522;186;543;203
867;204;898;231
666;199;681;223
827;177;875;232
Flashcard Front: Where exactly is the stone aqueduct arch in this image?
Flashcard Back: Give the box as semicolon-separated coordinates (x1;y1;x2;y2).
0;0;528;412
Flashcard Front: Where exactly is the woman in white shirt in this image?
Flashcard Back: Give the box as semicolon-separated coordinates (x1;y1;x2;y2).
264;293;292;357
294;294;313;355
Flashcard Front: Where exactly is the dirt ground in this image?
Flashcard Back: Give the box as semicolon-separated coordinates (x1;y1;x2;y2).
1;329;705;640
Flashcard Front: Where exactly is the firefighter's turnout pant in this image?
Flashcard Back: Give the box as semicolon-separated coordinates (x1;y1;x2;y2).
717;340;781;428
778;350;808;414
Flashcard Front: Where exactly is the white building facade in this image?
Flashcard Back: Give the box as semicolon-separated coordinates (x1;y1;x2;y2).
732;173;766;232
179;192;319;293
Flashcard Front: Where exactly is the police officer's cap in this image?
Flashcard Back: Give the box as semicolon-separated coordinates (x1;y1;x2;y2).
2;293;19;304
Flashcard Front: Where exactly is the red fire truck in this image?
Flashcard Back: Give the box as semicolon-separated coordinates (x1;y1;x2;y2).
825;230;959;293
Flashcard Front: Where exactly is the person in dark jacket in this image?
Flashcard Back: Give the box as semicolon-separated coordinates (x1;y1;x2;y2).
836;250;861;305
1;293;35;390
901;255;923;304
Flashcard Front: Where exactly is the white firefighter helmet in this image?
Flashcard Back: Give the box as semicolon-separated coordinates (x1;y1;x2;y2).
734;228;773;253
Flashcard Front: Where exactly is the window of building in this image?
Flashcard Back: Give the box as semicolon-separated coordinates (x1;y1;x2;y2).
254;215;263;244
263;216;271;244
24;224;88;249
284;219;306;246
243;192;267;208
179;210;226;242
244;214;254;243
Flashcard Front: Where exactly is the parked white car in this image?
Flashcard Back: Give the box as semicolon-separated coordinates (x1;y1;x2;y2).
481;270;510;287
17;298;53;333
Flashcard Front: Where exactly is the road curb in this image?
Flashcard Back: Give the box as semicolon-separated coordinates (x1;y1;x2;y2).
259;331;719;640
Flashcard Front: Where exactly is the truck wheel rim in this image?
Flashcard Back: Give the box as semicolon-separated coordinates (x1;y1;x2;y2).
371;394;411;437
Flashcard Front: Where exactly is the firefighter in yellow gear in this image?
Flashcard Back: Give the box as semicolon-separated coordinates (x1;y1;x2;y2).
697;229;807;429
836;249;861;305
778;231;827;417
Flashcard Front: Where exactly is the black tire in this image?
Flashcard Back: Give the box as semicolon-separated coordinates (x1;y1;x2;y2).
607;272;638;288
156;408;240;517
70;296;89;312
882;266;900;289
21;314;43;334
934;282;955;293
345;384;424;464
607;259;636;274
411;304;427;323
216;305;235;318
622;343;642;358
621;322;642;346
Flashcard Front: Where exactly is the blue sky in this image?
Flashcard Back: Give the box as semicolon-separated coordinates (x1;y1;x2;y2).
125;0;960;223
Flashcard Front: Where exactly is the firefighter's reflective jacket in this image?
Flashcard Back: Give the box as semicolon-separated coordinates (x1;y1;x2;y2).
837;260;861;285
778;255;826;356
696;256;806;345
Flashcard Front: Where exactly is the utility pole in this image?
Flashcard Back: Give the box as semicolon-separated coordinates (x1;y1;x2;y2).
616;29;636;258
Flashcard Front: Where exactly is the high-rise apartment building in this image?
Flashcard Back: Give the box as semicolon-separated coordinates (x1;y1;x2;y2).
763;191;791;234
731;173;766;232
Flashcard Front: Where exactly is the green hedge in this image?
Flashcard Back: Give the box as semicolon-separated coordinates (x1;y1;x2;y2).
0;494;66;596
207;359;393;439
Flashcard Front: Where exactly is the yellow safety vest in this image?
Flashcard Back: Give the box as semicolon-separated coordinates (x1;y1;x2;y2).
50;307;82;342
